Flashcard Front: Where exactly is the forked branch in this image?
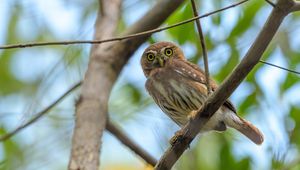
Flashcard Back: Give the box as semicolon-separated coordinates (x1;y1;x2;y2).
69;0;185;169
68;0;122;169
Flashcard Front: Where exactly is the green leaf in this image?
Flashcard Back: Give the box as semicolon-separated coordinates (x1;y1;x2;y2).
228;0;264;43
239;91;256;114
211;1;222;26
0;128;25;169
219;141;251;170
215;46;239;82
109;82;150;121
290;106;300;146
166;2;197;45
280;73;299;94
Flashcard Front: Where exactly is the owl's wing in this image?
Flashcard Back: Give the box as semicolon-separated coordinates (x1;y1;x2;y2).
170;59;237;113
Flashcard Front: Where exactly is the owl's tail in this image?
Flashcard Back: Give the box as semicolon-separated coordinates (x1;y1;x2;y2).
225;114;264;145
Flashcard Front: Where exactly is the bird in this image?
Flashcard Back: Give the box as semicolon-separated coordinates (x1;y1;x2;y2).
140;41;264;145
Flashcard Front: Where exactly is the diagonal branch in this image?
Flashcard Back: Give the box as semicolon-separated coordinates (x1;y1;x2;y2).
154;0;296;169
0;0;249;50
0;82;81;141
0;80;156;167
190;0;211;94
106;121;157;166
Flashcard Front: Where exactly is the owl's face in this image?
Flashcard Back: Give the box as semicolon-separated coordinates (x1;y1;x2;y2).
141;41;185;77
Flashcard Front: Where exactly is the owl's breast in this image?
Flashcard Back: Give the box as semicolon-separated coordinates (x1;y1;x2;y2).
146;67;207;126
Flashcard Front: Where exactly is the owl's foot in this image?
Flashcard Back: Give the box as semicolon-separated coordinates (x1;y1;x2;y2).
169;129;189;148
169;130;183;146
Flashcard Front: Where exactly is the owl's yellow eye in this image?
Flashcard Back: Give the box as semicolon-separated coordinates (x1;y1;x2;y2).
147;53;155;61
164;48;173;56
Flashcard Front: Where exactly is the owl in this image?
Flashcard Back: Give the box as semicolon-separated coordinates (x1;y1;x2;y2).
140;41;264;145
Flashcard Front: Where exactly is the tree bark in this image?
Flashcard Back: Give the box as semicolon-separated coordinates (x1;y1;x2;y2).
68;0;184;169
68;1;122;169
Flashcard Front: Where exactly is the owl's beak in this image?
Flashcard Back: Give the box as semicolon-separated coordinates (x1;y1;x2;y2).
158;57;165;67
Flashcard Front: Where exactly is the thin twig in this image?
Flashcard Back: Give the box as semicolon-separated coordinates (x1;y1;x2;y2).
106;121;157;166
265;0;276;7
0;0;249;50
259;60;300;75
0;82;81;141
190;0;211;94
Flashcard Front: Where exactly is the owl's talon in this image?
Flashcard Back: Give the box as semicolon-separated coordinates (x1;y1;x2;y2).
169;129;185;146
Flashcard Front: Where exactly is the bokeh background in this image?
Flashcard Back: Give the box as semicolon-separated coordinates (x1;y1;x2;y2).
0;0;300;169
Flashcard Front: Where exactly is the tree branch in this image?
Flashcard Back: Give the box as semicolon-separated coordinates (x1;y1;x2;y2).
106;121;157;166
0;0;250;143
190;0;211;94
0;0;249;50
0;79;156;167
291;1;300;11
68;0;185;169
68;0;122;169
154;0;295;169
0;82;81;142
0;61;297;168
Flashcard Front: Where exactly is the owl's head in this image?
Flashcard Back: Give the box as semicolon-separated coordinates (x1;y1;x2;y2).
141;41;184;77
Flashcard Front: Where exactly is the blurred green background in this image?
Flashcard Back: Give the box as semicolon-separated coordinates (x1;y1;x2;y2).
0;0;300;169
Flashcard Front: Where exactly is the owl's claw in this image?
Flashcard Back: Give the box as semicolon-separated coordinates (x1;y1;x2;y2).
169;132;182;146
169;129;190;148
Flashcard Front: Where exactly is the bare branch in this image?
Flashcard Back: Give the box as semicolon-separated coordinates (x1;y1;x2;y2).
0;80;156;167
0;82;81;142
155;0;295;169
68;0;122;169
0;0;249;50
291;1;300;11
106;121;157;166
190;0;211;94
69;0;185;169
